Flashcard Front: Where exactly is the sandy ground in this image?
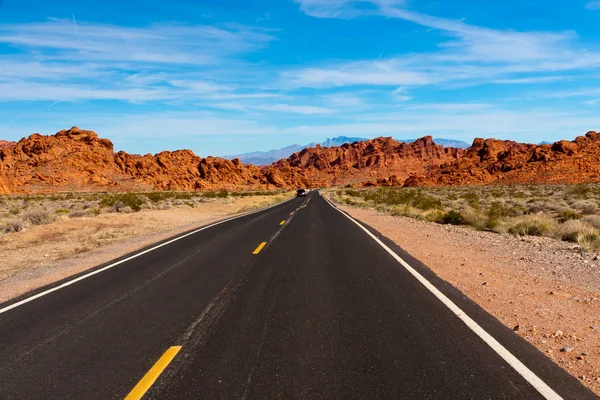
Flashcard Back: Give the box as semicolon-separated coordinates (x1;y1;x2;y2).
337;203;600;395
0;194;291;303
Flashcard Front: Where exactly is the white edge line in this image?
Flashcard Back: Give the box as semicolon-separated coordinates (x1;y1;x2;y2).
322;195;562;400
0;197;296;315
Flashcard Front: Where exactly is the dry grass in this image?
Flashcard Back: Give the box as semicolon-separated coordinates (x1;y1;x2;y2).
332;184;600;252
0;190;294;280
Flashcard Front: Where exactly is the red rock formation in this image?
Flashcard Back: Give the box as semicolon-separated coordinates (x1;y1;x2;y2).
405;131;600;186
0;140;15;150
0;127;308;194
276;136;462;187
3;127;600;195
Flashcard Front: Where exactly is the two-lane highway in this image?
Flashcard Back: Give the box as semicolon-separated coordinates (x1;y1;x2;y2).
0;192;596;399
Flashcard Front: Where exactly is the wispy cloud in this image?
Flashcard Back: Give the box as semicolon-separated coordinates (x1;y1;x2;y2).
254;104;334;114
586;1;600;10
290;0;600;90
0;19;280;104
0;19;274;65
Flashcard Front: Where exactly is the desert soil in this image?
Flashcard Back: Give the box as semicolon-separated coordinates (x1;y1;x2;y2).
0;194;290;303
337;203;600;395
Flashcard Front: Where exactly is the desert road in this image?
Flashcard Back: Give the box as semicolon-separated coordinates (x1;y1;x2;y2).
0;191;596;399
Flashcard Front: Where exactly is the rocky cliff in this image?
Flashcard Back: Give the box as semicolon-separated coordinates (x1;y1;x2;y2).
2;127;600;194
276;136;463;186
404;131;600;187
0;127;310;194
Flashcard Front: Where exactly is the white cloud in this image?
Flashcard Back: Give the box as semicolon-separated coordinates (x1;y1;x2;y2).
392;87;412;101
492;76;570;84
254;104;334;114
586;1;600;10
293;0;405;19
0;19;274;65
289;0;599;90
284;61;433;88
404;103;491;112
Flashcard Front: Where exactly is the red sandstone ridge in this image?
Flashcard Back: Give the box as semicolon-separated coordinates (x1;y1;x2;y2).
404;132;600;187
0;140;15;150
275;136;462;187
0;127;309;194
3;127;600;195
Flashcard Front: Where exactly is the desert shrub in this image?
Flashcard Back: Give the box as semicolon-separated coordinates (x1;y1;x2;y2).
9;207;21;215
423;209;446;223
90;208;101;216
556;220;599;243
460;207;487;230
55;209;70;215
487;202;511;220
3;219;25;233
460;193;481;209
69;210;89;218
558;209;582;222
508;215;555;236
344;189;363;197
576;232;600;252
571;200;598;215
99;193;143;212
442;210;463;225
569;184;591;199
583;215;600;230
527;201;547;214
174;192;195;200
145;192;171;203
485;219;502;232
363;188;442;210
490;188;505;198
389;205;422;219
23;209;56;226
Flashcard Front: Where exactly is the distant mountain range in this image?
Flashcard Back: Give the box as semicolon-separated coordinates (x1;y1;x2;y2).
225;136;470;165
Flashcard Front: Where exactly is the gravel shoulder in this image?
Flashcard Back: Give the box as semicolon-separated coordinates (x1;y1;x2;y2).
338;203;600;396
0;194;291;303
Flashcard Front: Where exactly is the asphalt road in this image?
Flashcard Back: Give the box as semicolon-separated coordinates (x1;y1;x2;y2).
0;191;597;399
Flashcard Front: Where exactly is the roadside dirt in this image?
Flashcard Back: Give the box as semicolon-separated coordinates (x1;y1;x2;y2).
0;195;290;303
338;204;600;396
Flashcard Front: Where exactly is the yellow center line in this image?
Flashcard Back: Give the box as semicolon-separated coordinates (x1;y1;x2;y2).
279;220;286;225
219;279;232;295
290;212;294;215
125;346;182;400
252;242;267;254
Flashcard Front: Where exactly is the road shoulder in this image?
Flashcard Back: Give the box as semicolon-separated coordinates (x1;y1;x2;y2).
338;204;600;396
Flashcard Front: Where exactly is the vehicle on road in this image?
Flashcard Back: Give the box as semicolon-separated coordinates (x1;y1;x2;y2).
296;188;307;197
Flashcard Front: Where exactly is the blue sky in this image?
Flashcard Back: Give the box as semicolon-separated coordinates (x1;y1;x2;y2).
2;0;600;156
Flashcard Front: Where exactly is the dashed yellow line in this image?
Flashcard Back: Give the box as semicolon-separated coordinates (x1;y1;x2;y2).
279;220;286;226
290;212;294;216
252;242;267;255
125;346;182;400
219;280;232;295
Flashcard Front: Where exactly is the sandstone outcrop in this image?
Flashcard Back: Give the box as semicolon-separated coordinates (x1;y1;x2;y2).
0;127;308;194
3;127;600;194
276;136;462;187
406;131;600;186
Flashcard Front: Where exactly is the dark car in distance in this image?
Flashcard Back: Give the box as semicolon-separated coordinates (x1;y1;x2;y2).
296;188;307;197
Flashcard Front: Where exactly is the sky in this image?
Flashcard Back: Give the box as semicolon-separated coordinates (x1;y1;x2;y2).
2;0;600;156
